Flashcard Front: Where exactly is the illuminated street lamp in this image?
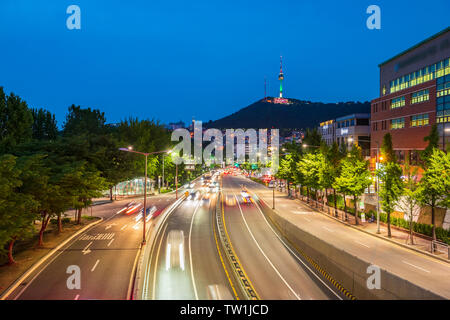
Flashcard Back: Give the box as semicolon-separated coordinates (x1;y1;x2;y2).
119;147;169;245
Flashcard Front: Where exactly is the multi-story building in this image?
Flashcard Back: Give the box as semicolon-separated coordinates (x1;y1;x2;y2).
318;120;335;146
371;27;450;165
318;114;370;156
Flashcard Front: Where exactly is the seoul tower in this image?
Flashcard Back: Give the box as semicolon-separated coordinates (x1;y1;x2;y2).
278;55;284;98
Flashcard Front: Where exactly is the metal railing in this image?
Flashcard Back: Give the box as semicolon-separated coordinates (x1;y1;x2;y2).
431;240;450;260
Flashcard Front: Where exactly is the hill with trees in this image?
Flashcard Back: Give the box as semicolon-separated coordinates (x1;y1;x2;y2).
205;97;371;129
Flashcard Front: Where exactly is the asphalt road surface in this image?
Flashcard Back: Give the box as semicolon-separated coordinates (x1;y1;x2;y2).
144;187;236;300
5;193;176;300
221;175;343;300
233;173;450;299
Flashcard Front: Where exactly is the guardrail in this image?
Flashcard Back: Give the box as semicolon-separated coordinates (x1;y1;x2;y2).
214;192;258;300
431;240;450;259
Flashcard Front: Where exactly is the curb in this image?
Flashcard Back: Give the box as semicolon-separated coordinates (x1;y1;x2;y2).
0;217;104;300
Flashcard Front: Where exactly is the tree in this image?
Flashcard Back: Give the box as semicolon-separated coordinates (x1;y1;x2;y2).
417;149;450;246
334;146;372;225
327;142;343;216
63;105;106;137
0;89;33;153
377;133;404;237
398;157;420;245
421;124;439;167
0;155;38;264
31;108;58;140
298;152;323;204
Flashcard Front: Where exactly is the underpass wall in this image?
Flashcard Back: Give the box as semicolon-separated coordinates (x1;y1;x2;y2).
259;200;443;300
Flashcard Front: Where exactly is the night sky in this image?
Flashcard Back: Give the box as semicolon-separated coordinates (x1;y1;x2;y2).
0;0;449;127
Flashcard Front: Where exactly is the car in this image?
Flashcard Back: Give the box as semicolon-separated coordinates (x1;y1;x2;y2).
225;194;236;206
186;189;201;200
241;191;253;204
166;230;185;270
124;202;143;215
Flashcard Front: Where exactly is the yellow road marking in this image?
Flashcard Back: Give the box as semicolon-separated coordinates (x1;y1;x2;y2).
221;191;260;300
213;213;239;300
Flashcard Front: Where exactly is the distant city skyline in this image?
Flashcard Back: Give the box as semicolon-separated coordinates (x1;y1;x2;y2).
0;0;449;127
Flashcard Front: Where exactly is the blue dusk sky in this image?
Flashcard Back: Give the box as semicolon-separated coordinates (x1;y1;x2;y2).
0;0;449;127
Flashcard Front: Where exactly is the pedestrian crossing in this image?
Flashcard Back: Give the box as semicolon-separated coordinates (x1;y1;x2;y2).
79;233;115;241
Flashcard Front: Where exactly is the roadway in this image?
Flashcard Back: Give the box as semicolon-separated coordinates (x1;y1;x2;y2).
4;193;176;300
221;175;343;300
143;182;236;300
234;173;450;299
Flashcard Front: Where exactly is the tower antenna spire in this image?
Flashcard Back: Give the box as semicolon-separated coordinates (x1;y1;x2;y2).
278;55;284;98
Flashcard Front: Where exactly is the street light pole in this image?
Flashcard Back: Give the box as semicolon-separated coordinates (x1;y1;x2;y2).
143;154;147;245
119;147;169;246
162;154;165;190
175;163;178;199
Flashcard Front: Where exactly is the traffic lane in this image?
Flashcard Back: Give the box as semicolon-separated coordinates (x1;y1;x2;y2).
223;182;335;300
222;193;299;299
238;176;450;298
66;193;176;220
189;194;235;300
153;199;199;300
14;208;143;300
11;199;147;300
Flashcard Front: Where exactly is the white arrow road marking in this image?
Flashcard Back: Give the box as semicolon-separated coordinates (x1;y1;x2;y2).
107;239;115;247
105;223;117;230
91;259;100;272
402;260;430;273
82;242;93;255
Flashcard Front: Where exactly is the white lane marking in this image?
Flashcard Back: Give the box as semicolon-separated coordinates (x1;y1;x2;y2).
74;294;80;300
105;223;117;230
233;192;301;300
188;199;202;300
151;223;168;300
82;242;93;255
91;259;100;272
120;224;128;231
303;217;312;222
402;260;430;273
107;239;115;247
322;226;334;233
232;179;343;300
355;241;370;248
292;211;311;215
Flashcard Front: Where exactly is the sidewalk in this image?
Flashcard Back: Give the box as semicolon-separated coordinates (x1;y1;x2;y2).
272;185;449;262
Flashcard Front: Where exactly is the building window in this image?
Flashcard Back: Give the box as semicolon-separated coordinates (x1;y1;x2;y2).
411;89;429;104
389;57;449;94
436;74;450;98
410;114;429;127
436;95;450;123
391;96;405;109
391;118;405;130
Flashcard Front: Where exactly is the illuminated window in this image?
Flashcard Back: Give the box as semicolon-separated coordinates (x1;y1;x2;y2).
411;89;429;104
391;96;405;109
391;118;405;130
410;114;429;127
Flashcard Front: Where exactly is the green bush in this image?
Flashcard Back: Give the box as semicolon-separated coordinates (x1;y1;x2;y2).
50;217;71;225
